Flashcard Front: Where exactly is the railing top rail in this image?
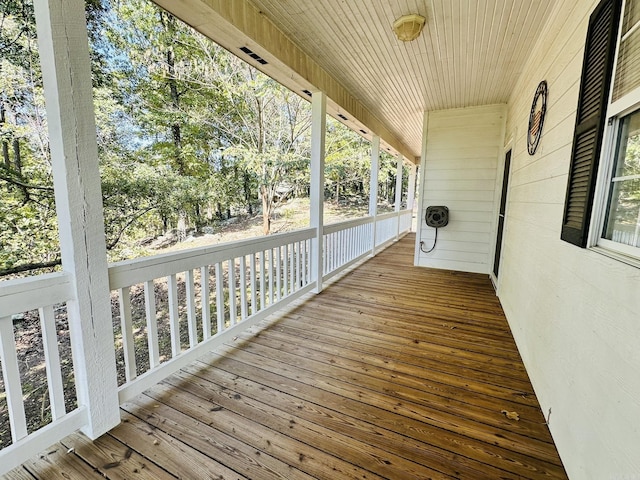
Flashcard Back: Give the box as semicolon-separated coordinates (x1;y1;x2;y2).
376;211;400;221
0;272;74;316
323;216;373;235
109;227;316;290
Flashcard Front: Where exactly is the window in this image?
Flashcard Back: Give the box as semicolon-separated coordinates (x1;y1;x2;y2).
601;110;640;253
561;0;622;247
562;0;640;261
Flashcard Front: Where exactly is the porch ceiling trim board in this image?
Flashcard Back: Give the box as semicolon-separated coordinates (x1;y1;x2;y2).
151;0;418;163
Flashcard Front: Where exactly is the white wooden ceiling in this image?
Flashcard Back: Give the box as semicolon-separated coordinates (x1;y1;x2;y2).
245;0;558;157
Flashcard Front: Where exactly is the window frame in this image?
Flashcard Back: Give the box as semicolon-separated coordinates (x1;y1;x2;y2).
589;1;640;262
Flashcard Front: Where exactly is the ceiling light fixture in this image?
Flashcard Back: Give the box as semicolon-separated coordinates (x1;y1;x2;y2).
392;14;426;42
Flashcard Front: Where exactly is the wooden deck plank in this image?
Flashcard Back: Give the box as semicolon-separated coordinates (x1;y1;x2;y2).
22;442;106;480
1;468;36;480
271;309;531;378
253;322;542;409
147;380;440;480
109;410;248;480
121;397;315;480
268;320;536;396
11;234;568;479
60;432;177;480
230;327;552;439
202;350;566;479
175;360;516;479
295;297;520;349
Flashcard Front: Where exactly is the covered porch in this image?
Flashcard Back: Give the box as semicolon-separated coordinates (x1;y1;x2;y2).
2;0;639;477
5;235;567;479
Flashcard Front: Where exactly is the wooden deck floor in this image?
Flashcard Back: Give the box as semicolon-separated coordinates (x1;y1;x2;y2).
5;234;567;479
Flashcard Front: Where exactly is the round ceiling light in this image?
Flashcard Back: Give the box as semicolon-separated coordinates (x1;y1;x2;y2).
392;14;426;42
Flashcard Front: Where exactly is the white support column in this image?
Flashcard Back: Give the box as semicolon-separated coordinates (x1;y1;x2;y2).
395;154;403;239
310;91;326;293
369;136;380;255
407;164;417;210
407;163;417;232
34;0;120;438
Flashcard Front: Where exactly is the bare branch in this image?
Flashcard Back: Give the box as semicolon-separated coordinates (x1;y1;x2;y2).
106;206;156;250
0;258;61;277
0;171;54;192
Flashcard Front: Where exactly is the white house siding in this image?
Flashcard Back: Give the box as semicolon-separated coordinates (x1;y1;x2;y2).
415;105;506;274
499;0;640;478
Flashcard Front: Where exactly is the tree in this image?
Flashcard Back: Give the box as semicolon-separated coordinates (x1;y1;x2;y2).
1;0;379;277
221;63;311;235
325;117;370;206
0;0;59;275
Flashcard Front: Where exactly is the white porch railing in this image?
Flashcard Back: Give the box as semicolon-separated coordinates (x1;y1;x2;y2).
0;273;88;471
323;217;374;281
0;212;411;474
109;227;315;403
400;208;413;233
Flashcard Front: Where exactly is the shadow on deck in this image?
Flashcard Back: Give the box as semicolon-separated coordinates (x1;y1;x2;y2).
5;233;567;479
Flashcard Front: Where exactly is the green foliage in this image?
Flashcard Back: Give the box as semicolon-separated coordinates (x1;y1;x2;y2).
0;0;402;276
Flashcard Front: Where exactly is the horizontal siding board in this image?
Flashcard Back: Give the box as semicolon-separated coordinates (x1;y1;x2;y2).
420;200;496;213
428;132;505;149
508;175;569;204
418;105;505;274
426;169;499;181
417;249;489;263
423;190;496;202
421;221;493;234
424;179;498;191
509;144;572;189
420;231;493;244
415;239;491;254
424;147;500;162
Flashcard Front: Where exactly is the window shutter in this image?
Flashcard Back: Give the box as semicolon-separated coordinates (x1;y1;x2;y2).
561;0;622;247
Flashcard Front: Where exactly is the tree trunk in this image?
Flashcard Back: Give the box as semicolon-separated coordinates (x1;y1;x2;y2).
195;203;202;230
12;138;21;173
177;211;187;242
167;48;182;173
243;171;253;215
261;185;271;235
1;104;10;169
162;12;184;175
13;138;29;202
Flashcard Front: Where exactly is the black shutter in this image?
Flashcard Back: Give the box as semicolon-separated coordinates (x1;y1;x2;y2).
561;0;622;247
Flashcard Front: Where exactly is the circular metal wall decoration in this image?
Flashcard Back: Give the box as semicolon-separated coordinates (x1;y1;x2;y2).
527;80;548;155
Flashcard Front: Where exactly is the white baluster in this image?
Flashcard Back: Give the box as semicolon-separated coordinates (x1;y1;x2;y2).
144;280;160;368
39;305;66;420
118;287;137;381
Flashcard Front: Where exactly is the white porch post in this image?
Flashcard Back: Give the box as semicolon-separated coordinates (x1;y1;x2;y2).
407;163;417;232
310;91;326;293
369;136;380;255
407;164;417;210
34;0;120;437
394;154;403;239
